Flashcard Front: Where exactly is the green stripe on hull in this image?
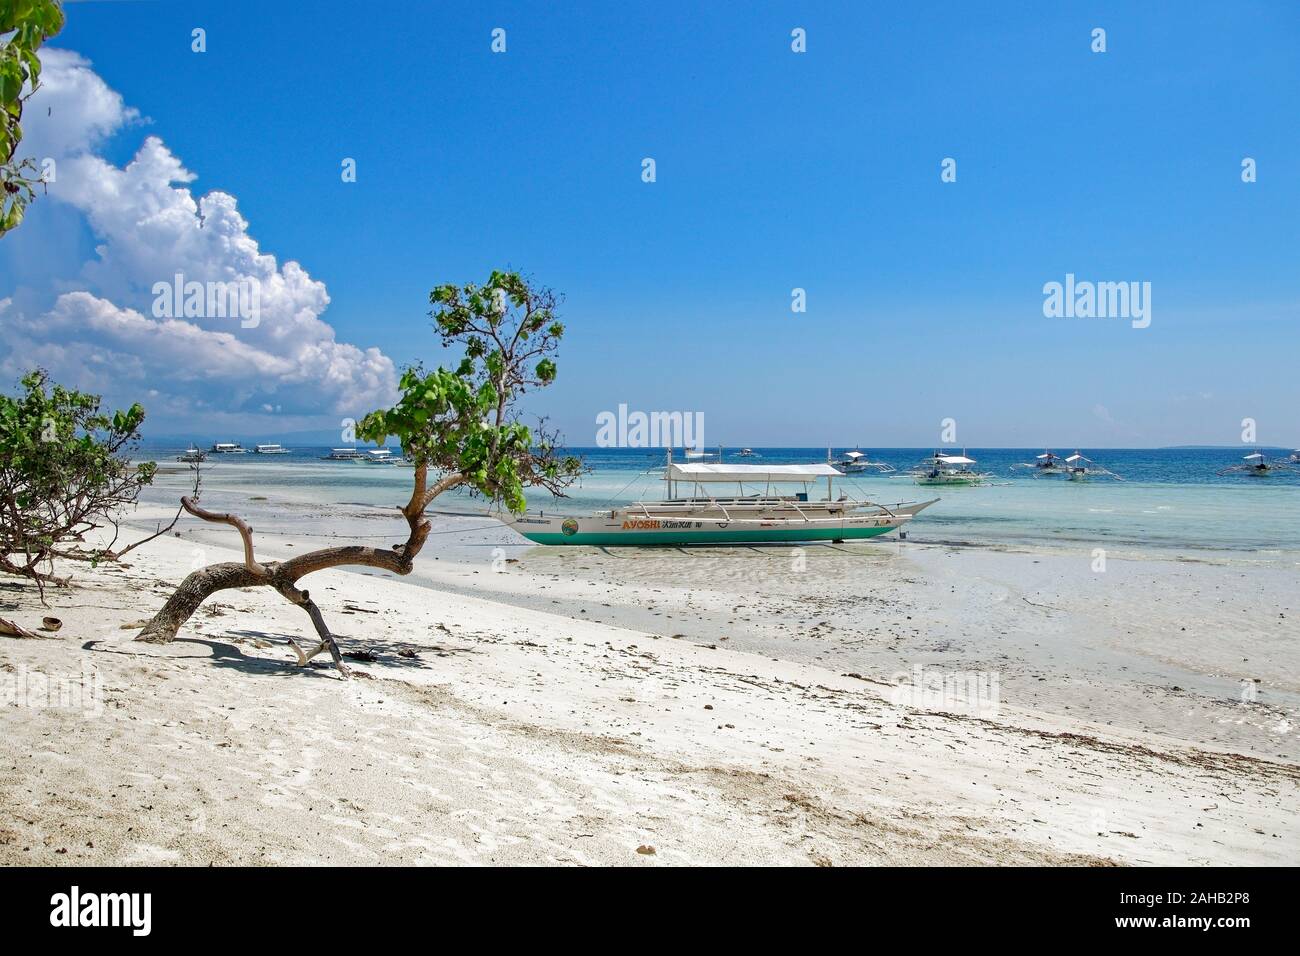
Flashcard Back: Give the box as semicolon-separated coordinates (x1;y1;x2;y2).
518;525;901;546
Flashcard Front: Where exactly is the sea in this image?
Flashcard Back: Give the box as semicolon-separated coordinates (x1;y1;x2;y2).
135;445;1300;564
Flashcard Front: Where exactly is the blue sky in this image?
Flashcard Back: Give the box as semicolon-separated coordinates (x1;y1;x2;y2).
2;0;1298;446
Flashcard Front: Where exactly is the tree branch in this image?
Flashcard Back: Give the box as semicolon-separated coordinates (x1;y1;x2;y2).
179;496;267;576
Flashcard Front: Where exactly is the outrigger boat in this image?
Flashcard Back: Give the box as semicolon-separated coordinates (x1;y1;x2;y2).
498;457;937;546
176;444;207;464
1012;451;1067;477
1217;452;1300;477
1063;452;1123;481
895;452;992;486
835;449;895;474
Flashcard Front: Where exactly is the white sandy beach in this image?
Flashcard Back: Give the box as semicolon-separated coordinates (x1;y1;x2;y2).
2;506;1296;866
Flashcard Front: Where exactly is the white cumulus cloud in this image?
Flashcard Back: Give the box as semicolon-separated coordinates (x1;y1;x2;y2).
0;48;398;427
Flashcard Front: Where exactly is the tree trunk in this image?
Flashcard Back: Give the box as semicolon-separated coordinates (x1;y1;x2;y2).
131;475;461;676
135;561;265;643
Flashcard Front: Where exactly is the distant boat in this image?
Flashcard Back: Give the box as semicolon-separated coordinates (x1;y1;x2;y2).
176;444;207;464
1064;452;1123;482
321;447;366;461
1217;452;1299;477
254;443;290;455
835;449;895;474
736;448;758;458
897;452;992;486
497;453;937;545
210;442;247;454
1012;450;1067;477
359;448;395;464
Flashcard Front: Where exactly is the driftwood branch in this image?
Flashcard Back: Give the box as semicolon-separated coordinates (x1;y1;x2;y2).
134;471;465;677
179;496;267;575
0;615;43;639
276;582;350;677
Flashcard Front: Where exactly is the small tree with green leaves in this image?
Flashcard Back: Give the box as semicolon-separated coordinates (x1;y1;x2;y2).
0;369;158;597
1;0;66;237
135;272;583;676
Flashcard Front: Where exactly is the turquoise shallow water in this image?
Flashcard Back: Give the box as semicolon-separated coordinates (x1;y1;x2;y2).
138;446;1300;563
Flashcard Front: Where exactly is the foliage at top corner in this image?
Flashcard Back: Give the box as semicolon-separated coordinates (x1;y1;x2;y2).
1;0;66;237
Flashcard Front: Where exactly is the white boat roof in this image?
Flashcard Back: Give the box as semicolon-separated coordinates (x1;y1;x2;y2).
842;451;865;459
669;463;842;483
935;455;975;465
1243;453;1264;460
1065;454;1088;462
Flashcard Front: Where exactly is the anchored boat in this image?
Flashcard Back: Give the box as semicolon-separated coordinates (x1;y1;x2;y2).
498;458;937;546
1012;451;1067;477
835;449;895;473
1064;452;1123;481
896;452;992;486
1217;452;1300;477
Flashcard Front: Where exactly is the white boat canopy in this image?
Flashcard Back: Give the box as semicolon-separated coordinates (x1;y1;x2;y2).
668;463;842;483
842;451;865;459
935;455;976;465
1243;453;1264;460
1065;454;1088;462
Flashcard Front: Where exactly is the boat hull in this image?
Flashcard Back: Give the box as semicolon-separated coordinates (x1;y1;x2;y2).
502;503;935;546
914;475;983;486
514;525;901;546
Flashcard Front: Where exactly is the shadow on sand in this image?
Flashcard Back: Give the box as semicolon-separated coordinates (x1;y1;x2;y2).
83;625;476;678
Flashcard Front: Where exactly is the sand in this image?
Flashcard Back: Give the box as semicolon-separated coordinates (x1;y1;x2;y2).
2;517;1296;866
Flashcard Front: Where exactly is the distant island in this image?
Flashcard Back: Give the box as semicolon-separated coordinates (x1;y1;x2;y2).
1160;444;1293;451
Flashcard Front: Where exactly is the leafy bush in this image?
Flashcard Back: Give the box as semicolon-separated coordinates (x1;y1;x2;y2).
0;369;156;591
